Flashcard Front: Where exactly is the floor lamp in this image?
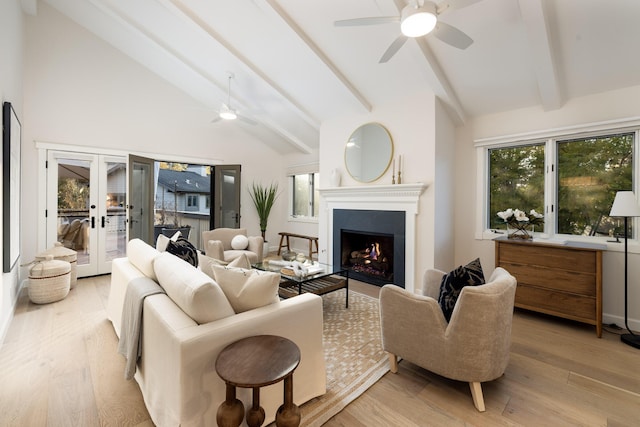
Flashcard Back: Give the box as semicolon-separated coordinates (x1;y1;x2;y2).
610;191;640;349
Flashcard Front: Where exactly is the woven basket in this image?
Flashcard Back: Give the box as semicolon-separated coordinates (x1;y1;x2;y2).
36;242;77;288
28;255;71;304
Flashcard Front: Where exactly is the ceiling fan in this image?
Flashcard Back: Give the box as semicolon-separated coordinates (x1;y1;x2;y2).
211;74;256;125
334;0;481;63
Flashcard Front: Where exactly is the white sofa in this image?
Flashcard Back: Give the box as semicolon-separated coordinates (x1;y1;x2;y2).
107;239;326;427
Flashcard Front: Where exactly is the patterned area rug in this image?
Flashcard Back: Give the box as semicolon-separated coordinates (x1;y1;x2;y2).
298;289;389;426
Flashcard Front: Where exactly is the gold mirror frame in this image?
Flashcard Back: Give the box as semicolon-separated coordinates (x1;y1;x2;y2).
344;123;394;183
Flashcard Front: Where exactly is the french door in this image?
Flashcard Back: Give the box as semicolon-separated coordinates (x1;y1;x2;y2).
46;152;127;277
212;165;241;228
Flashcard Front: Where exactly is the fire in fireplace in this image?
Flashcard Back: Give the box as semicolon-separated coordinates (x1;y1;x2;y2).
333;208;406;287
341;230;394;284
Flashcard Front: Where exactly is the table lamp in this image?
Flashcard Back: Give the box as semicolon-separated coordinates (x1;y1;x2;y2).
609;191;640;349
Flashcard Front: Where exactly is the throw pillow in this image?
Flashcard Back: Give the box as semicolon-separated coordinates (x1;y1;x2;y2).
231;234;249;250
155;230;181;252
153;252;235;324
437;258;485;322
200;253;251;280
166;237;199;267
211;264;280;313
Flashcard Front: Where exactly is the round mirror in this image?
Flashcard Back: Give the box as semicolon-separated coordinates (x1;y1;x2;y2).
344;123;393;183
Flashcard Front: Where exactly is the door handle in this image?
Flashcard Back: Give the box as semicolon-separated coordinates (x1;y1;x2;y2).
101;216;105;228
91;216;95;229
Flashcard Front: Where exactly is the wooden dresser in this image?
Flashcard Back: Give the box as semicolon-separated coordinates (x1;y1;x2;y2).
495;238;603;337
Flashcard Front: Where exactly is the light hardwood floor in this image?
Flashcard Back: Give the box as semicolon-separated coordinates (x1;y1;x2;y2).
1;275;639;426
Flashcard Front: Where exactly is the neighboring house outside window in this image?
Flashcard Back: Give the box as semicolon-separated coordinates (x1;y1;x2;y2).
478;123;636;241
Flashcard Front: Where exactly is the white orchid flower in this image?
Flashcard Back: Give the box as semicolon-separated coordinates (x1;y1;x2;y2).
514;209;529;222
530;209;544;219
497;209;514;221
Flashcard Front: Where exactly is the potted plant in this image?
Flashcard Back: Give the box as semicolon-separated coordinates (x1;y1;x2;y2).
249;182;279;245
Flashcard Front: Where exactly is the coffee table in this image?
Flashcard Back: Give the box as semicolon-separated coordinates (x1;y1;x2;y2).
253;261;349;308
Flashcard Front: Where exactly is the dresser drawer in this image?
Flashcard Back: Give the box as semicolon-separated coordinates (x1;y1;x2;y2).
497;243;597;273
515;284;596;323
499;261;596;296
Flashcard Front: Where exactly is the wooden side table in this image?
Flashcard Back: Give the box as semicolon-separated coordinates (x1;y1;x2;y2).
215;335;301;427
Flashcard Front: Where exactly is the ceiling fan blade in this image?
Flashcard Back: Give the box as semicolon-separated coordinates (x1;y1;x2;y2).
334;16;399;27
379;35;408;63
431;21;473;49
238;115;257;126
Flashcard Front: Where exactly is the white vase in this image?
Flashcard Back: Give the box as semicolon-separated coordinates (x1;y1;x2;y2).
330;168;341;187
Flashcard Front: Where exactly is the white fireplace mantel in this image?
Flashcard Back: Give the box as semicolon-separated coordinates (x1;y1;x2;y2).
319;183;427;293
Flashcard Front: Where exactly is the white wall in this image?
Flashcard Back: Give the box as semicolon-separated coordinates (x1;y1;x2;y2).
0;0;25;345
21;4;287;275
319;92;456;286
455;85;640;331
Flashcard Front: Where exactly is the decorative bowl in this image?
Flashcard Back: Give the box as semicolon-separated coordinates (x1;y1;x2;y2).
281;250;296;262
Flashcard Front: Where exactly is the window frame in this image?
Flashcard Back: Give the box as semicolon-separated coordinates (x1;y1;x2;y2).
475;118;640;245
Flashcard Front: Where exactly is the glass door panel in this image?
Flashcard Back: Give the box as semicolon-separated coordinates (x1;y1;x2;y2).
102;159;127;266
212;165;241;229
47;152;127;277
128;155;155;245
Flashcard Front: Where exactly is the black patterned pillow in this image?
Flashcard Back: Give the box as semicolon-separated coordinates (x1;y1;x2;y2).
166;237;199;267
437;258;485;322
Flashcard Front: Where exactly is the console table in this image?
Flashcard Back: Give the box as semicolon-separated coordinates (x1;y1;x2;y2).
495;238;603;337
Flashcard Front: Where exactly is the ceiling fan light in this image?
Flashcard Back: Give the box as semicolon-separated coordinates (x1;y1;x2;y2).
401;3;437;38
219;104;237;120
220;110;237;120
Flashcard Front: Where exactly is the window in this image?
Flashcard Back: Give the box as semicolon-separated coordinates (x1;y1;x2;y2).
489;143;545;230
480;127;636;240
557;133;633;237
291;172;319;218
187;194;198;209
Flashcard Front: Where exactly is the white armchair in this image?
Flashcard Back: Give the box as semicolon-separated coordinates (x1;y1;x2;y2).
202;228;264;264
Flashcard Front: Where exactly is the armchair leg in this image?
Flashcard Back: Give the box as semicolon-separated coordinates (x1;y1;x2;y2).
388;353;398;373
469;382;486;412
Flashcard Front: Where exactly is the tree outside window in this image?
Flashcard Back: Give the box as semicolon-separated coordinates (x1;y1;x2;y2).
489;144;545;230
557;133;633;237
487;131;634;238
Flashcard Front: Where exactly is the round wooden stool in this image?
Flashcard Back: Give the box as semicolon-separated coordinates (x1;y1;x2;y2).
215;335;301;427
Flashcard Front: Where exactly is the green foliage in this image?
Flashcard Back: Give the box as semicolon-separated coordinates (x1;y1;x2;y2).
557;134;632;236
489;133;633;237
58;178;87;210
489;144;545;229
249;182;279;239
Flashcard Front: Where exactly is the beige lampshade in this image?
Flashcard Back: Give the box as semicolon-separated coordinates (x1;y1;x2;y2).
610;191;640;217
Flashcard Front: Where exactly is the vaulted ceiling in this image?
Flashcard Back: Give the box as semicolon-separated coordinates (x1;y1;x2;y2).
25;0;640;153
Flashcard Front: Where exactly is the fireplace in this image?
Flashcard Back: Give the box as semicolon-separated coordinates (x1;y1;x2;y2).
319;183;426;293
333;209;405;287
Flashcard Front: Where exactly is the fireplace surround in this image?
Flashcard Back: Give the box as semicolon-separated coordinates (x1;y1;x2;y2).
319;183;427;293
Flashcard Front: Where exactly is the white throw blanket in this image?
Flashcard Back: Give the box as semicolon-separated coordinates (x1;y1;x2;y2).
118;277;166;379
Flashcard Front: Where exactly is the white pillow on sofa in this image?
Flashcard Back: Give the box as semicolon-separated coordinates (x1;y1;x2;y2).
156;230;181;252
153;252;235;324
127;238;161;281
231;234;249;250
211;264;279;313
